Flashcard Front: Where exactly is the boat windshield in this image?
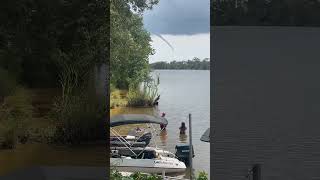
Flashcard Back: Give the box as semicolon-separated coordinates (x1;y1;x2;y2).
110;147;157;159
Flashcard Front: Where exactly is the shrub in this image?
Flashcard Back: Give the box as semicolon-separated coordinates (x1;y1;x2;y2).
130;172;161;180
127;87;149;107
196;171;208;180
110;170;162;180
127;75;159;107
110;169;124;180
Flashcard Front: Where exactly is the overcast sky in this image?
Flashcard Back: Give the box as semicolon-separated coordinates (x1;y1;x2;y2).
143;0;210;63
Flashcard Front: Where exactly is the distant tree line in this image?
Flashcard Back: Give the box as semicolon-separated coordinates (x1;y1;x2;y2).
150;58;210;70
212;0;320;26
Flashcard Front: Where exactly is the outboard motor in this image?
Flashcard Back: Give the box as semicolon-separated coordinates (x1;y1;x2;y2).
175;144;195;166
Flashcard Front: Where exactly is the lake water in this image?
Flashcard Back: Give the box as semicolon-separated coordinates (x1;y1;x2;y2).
111;70;210;178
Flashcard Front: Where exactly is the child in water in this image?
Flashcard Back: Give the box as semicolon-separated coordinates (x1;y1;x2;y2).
160;112;167;130
179;122;187;134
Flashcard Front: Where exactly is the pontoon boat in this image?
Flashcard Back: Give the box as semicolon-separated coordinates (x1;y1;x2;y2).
110;114;187;174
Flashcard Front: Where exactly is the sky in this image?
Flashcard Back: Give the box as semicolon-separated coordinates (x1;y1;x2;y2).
143;0;210;63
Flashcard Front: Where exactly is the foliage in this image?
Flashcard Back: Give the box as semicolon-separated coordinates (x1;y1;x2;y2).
0;0;107;88
0;1;108;145
110;169;124;180
111;75;159;108
150;58;210;70
110;170;161;180
130;172;162;180
212;0;320;26
0;88;33;148
110;169;209;180
197;171;208;180
110;0;157;89
127;88;148;107
127;75;159;107
110;83;117;93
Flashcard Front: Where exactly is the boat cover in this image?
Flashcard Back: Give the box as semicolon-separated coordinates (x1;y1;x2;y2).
110;114;168;127
200;128;210;142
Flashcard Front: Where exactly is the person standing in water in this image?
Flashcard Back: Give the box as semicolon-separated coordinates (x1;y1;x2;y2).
160;112;167;130
179;122;187;134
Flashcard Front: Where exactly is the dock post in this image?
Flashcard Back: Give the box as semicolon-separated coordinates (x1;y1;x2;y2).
162;170;165;180
189;113;193;180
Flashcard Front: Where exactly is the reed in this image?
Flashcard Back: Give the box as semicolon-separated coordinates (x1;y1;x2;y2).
127;75;159;107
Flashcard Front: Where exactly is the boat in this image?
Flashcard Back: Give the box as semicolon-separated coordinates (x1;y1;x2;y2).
110;114;187;174
110;146;186;174
110;131;152;148
111;146;176;159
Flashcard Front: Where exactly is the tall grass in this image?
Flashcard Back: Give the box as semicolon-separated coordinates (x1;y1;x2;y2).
46;58;107;144
127;75;159;107
49;91;106;144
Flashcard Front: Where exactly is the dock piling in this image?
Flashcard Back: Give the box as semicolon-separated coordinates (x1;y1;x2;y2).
162;171;165;180
189;113;193;180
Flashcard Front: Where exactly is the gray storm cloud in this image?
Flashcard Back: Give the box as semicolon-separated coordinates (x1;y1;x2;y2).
143;0;210;35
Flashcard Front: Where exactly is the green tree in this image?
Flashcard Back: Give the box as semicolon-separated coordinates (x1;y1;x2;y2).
110;0;158;89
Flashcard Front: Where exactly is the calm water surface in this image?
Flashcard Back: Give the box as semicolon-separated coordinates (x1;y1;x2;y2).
111;70;210;177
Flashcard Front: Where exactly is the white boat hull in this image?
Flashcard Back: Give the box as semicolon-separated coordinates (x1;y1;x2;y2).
110;157;186;174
